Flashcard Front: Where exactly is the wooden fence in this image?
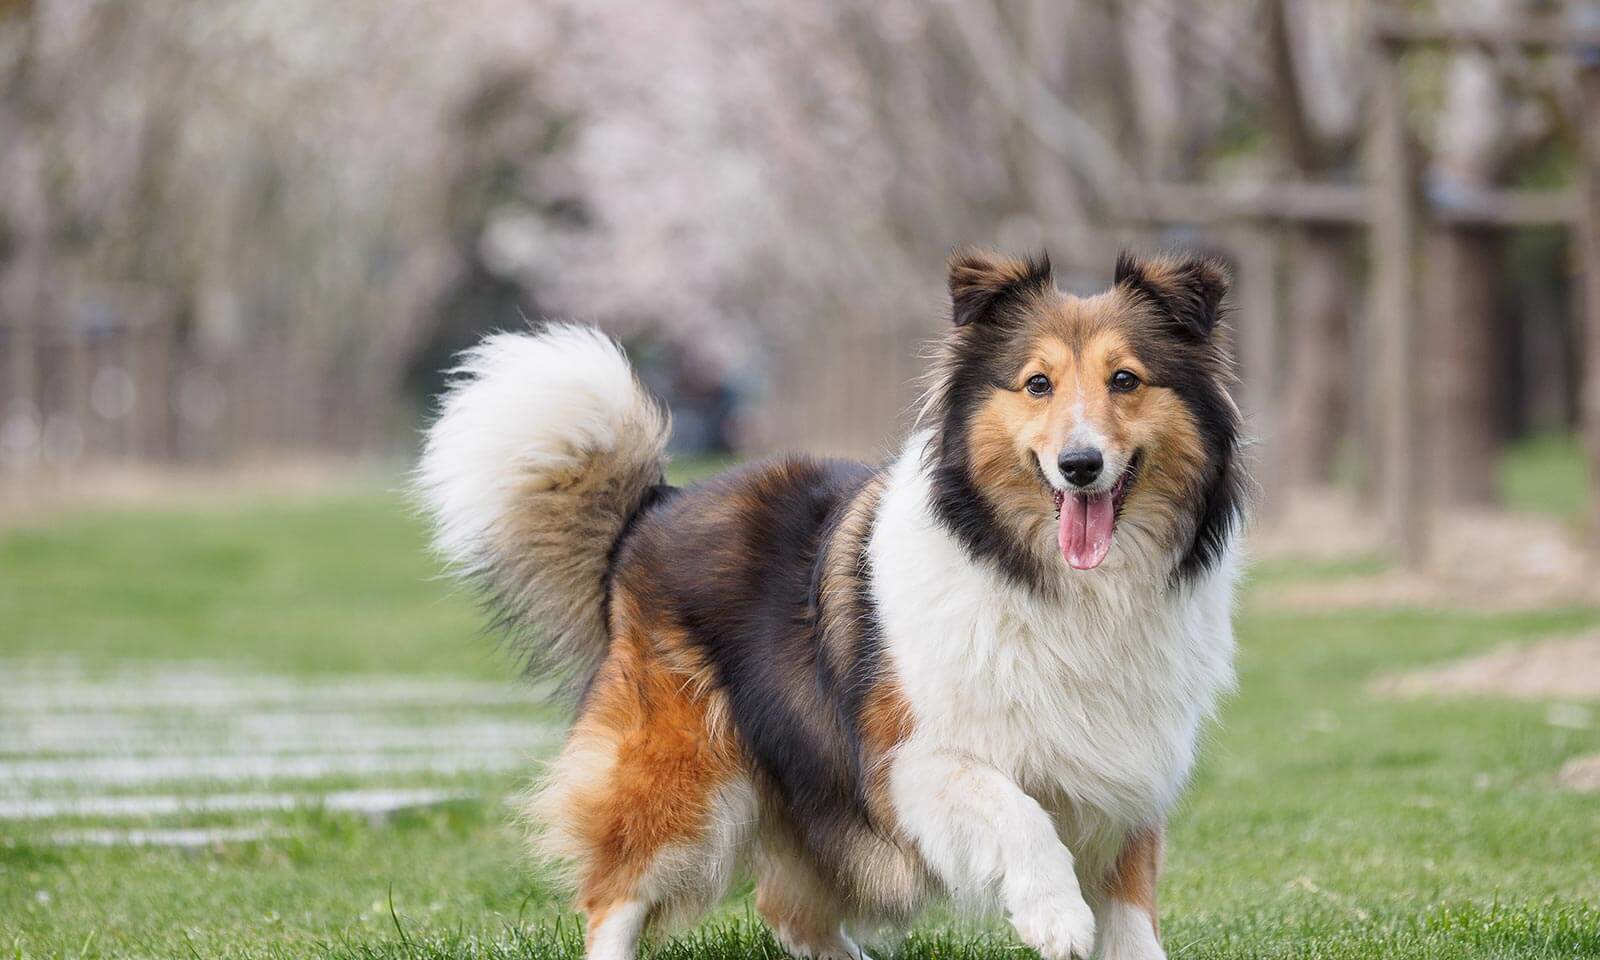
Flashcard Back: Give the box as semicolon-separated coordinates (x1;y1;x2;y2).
0;313;380;473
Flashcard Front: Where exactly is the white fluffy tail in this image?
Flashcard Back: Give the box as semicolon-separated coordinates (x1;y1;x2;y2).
415;324;670;693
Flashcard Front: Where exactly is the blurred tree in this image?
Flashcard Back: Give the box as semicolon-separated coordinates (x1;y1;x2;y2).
1262;0;1365;490
1423;0;1519;505
1;0;1592;499
0;0;559;459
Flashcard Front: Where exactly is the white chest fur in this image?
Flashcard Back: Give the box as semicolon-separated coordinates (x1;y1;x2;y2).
867;443;1238;853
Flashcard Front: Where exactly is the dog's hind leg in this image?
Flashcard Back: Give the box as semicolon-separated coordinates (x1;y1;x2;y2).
583;900;650;960
754;840;869;960
526;616;752;959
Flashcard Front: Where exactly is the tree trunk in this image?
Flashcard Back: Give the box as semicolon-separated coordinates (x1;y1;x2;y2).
1368;38;1427;563
1423;225;1502;505
1579;63;1600;550
1281;225;1351;488
1227;227;1282;511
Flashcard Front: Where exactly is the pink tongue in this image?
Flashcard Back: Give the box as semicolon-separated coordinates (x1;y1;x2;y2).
1058;491;1116;570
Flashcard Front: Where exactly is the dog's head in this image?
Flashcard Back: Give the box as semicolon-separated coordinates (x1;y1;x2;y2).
923;249;1244;587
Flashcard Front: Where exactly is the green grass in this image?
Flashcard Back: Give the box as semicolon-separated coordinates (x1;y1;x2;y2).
1499;432;1593;524
3;468;1599;959
0;490;498;677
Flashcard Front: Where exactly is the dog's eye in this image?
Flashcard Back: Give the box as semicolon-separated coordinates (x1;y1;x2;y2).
1110;370;1141;393
1024;374;1052;397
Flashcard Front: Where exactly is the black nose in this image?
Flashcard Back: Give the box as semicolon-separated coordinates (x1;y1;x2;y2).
1058;448;1103;488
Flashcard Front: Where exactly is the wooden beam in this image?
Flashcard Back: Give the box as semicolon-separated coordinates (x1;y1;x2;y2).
1430;188;1578;227
1130;182;1368;225
1368;32;1428;565
1124;182;1577;228
1370;12;1600;50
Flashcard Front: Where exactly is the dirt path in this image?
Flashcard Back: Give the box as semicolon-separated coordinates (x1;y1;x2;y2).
1250;489;1598;612
1372;632;1600;701
1372;630;1600;794
1558;755;1600;792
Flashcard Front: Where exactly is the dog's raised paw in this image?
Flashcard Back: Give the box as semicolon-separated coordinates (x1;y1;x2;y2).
1009;893;1096;960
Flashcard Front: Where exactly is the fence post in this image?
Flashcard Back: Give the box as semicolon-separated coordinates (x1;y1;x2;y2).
1368;28;1428;565
1579;60;1600;550
1228;226;1281;517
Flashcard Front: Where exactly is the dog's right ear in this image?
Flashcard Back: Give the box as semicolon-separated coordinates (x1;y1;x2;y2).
947;248;1053;327
1114;250;1230;341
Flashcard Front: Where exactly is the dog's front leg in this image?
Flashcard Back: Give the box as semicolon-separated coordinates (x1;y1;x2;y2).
1093;825;1165;960
888;747;1095;960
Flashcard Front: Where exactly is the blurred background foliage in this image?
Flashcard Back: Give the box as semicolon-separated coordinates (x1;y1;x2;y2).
0;0;1597;543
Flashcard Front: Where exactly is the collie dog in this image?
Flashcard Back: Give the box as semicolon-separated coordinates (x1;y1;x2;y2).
417;250;1246;960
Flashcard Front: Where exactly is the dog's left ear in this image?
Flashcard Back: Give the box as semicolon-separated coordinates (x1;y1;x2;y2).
1114;250;1229;340
947;248;1053;327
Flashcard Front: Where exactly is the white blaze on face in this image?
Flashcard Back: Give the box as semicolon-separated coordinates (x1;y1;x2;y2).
1056;388;1122;571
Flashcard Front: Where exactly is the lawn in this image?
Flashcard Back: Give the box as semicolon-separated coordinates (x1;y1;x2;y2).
2;459;1598;959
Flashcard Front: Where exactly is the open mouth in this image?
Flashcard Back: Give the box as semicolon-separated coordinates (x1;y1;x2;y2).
1051;452;1141;571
